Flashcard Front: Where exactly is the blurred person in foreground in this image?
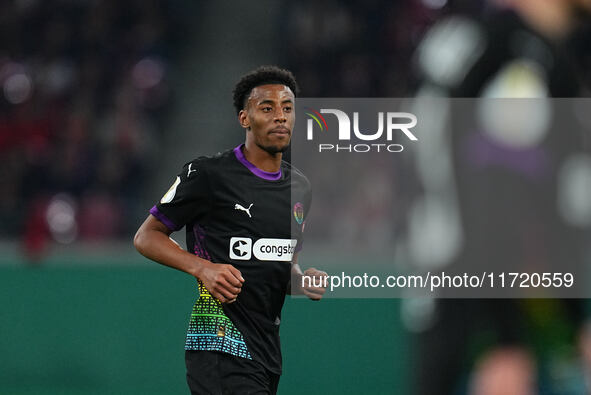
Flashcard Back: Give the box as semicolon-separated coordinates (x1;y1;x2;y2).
407;0;591;394
134;66;327;394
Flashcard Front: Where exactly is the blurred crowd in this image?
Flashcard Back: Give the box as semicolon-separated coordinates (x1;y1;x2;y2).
0;0;180;258
283;0;591;97
281;0;437;97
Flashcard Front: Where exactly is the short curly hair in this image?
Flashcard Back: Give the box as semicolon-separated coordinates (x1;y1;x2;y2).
232;65;299;115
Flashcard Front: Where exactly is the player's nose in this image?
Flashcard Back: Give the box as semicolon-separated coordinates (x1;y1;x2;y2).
273;108;287;122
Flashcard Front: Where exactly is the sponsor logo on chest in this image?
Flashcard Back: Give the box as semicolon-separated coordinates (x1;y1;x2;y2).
229;237;297;261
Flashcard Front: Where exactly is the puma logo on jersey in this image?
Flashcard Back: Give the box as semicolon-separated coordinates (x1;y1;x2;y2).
187;163;197;177
234;203;253;218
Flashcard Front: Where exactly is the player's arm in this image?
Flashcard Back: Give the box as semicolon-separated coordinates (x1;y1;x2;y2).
134;215;244;303
289;252;327;301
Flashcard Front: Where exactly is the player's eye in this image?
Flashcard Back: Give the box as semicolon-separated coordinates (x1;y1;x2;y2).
262;106;272;112
283;106;292;112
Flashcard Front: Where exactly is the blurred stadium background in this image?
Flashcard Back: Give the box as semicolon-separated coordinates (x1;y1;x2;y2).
1;0;591;394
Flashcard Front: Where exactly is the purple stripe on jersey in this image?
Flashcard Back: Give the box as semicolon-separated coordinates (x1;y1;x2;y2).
193;224;211;260
233;144;282;181
150;205;181;231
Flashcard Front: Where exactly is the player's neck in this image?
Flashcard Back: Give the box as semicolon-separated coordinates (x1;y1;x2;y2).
242;143;282;173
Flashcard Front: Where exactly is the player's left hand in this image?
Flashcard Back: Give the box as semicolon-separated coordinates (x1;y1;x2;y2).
301;268;328;301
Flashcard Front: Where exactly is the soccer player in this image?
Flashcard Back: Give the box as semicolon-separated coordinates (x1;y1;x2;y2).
134;65;327;394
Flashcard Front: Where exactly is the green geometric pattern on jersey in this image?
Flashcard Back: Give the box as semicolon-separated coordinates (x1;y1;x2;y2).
184;280;252;359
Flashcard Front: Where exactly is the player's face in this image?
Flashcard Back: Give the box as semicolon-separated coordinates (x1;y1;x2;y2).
239;84;295;155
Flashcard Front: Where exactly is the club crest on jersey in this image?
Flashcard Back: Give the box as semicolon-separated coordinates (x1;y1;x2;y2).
293;202;304;224
229;237;252;260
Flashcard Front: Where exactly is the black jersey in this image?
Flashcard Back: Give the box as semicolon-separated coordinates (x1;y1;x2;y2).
149;144;311;375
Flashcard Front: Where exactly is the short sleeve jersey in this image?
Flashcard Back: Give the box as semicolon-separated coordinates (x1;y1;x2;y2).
149;144;311;375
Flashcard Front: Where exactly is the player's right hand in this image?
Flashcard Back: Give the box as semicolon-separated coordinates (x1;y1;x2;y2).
196;261;244;304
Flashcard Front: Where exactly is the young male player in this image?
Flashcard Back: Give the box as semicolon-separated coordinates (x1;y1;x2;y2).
134;66;327;394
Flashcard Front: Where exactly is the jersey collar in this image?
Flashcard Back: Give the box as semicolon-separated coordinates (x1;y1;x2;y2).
233;144;282;181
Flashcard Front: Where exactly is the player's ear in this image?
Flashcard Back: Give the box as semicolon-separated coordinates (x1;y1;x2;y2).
238;109;250;130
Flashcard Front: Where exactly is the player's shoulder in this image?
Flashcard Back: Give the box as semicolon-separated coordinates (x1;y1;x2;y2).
282;160;311;190
183;148;236;173
282;160;308;179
